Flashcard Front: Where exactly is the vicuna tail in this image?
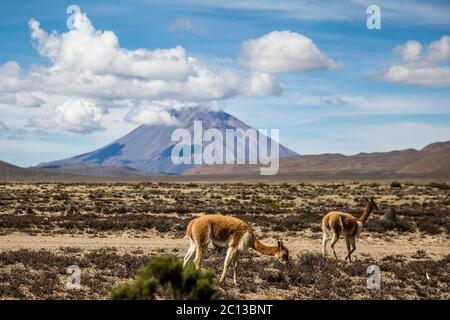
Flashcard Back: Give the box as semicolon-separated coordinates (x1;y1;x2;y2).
186;219;195;239
206;220;213;240
322;216;330;234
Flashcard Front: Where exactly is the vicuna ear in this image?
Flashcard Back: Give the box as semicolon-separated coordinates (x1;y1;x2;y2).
364;197;369;203
277;240;283;249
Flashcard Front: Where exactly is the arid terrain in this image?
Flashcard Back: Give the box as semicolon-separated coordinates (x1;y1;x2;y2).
0;181;449;299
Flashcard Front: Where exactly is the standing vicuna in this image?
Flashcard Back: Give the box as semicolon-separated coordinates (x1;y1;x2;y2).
322;198;378;262
183;214;289;284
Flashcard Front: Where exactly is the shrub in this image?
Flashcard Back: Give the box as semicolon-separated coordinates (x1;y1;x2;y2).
256;197;278;207
427;182;449;190
390;181;402;188
186;183;199;188
385;207;397;222
53;192;70;201
417;221;441;234
110;255;217;300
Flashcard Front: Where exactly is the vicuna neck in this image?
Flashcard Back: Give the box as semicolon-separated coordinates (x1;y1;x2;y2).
358;204;373;224
253;239;278;256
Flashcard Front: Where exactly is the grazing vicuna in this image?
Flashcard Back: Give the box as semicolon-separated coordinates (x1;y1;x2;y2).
183;214;289;284
322;198;378;262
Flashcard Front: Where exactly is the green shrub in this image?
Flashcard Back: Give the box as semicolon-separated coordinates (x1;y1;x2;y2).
53;192;70;201
390;181;402;188
110;255;217;300
427;182;449;190
147;189;161;194
186;183;199;188
256;196;278;207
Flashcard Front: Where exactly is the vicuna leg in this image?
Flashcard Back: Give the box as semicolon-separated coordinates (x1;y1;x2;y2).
219;246;238;284
193;242;207;270
183;240;197;267
330;230;341;260
322;232;329;258
348;237;356;262
232;251;241;285
344;236;351;261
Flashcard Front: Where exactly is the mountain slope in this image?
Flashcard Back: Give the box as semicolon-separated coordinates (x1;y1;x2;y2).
37;107;298;175
185;141;450;178
0;160;33;179
0;160;83;181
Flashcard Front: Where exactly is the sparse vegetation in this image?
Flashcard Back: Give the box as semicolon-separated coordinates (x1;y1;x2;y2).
0;182;448;235
1;248;448;300
0;182;448;299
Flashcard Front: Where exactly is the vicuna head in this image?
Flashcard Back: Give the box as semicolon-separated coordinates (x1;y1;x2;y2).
366;197;379;211
274;240;290;265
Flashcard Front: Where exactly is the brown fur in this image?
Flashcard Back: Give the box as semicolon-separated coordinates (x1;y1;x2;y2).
322;198;378;262
184;214;289;284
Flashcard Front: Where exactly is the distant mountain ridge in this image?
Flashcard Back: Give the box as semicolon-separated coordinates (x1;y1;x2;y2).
2;141;449;181
36;107;298;175
185;141;450;178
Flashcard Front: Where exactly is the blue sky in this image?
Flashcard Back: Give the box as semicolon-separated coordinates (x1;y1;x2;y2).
0;0;450;166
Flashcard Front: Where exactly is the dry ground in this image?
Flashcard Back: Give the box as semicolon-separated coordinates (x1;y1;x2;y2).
0;181;449;299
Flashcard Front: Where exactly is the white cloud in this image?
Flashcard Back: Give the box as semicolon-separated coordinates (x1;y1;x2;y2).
23;13;280;103
381;66;450;87
9;13;286;106
239;31;340;74
28;99;105;133
0;61;23;92
0;92;44;108
29;16;194;81
379;35;450;87
125;101;182;126
394;40;423;62
0;11;339;136
243;73;282;96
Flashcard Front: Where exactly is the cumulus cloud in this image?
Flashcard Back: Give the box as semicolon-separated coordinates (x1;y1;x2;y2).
0;61;23;92
243;73;282;96
379;35;450;87
125;101;182;126
23;13;274;102
28;99;105;133
239;31;340;74
0;92;44;108
29;16;194;81
1;11;339;134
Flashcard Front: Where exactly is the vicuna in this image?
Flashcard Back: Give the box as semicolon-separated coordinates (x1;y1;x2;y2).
183;214;289;284
322;198;379;261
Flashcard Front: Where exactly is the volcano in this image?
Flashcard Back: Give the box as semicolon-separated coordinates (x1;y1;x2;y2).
37;107;298;175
